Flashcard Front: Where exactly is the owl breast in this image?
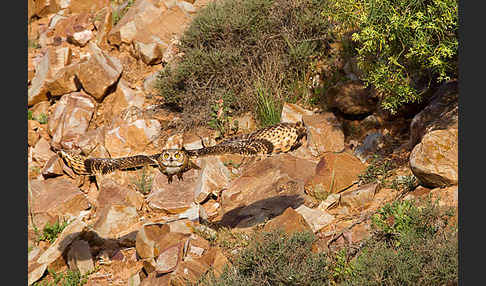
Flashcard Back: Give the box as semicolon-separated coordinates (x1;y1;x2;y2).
164;166;183;175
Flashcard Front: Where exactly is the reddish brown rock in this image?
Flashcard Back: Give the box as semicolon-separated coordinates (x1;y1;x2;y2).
409;80;458;148
100;79;145;124
305;152;366;199
28;177;91;228
76;42;123;101
32;137;56;165
410;128;458;188
280;102;314;123
193;156;232;204
31;0;61;18
41;155;65;178
92;204;139;238
48;92;96;150
302;112;345;155
104;118;161;157
326;81;377;115
97;178;145;211
45;63;79;97
339;183;379;211
294;205;334;233
171;247;229;283
220;154;317;228
63;0;110;14
28;47;72;106
30;101;51;121
146;168;200;213
263;207;312;234
28;120;42;147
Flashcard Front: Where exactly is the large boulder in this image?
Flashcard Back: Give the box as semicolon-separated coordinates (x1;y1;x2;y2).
219;154;317;228
409;80;458;148
304;152;366;200
76;42;123;101
28;177;91;228
410;128;458;188
47;92;96;150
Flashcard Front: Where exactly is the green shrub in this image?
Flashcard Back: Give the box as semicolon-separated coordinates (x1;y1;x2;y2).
342;199;458;286
199;230;329;286
33;269;88;286
322;0;458;113
155;0;330;128
37;220;69;243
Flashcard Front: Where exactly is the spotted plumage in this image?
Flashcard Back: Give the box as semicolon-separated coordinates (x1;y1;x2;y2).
185;120;308;157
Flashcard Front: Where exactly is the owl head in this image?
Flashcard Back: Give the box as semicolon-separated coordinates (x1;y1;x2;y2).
158;149;186;167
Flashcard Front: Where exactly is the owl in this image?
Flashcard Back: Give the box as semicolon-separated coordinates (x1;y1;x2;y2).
153;149;201;184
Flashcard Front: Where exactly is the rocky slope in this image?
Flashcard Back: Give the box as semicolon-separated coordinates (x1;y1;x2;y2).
27;0;458;285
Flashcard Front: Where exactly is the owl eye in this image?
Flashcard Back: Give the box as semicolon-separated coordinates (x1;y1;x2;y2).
163;153;169;159
174;153;180;159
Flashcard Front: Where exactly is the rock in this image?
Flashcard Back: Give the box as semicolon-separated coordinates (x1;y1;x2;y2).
104;118;161;157
93;204;139;238
171;247;229;283
100;79;145;124
28;177;91;228
326;81;376;115
67;240;94;275
31;0;60;18
294;205;334;233
41;155;65;178
404;185;458;209
28;120;42;147
76;42;123;101
107;0;196;62
69;29;93;46
302;112;345;155
263;207;312;234
142;71;160;95
32;137;56;165
409;80;458;148
135;223;189;274
47;91;96;150
339;183;379;211
304;152;366;200
410;128;458;188
42;13;94;47
353;132;385;163
97;178;145;211
63;0;110;14
146;168;199;213
45;63;79;97
193;156;232;204
30;101;51;121
28;47;72;106
280;103;314;123
220;154;316;228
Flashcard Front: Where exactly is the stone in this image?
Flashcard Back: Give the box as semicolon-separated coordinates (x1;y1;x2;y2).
32;0;61;18
404;185;458;209
354;132;385;163
304;152;366;200
47;91;96;150
409;80;458;148
326;81;376;115
69;29;93;46
63;0;110;14
100;79;145;124
155;242;183;274
28;177;91;228
302;112;345;155
28;120;42;147
41;155;65;178
30;101;51;121
280;102;314;123
339;183;379;211
45;63;79;97
28;47;72;106
107;0;196;62
93;204;139;238
172;247;229;283
104;118;161;157
76;42;123;101
220;154;317;228
193;156;232;204
294;205;334;233
97;178;145;211
67;240;95;275
32;137;56;165
146;168;199;213
142;71;160;95
263;207;312;234
410;128;458;188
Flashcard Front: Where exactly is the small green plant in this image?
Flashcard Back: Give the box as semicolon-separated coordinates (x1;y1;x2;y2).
112;0;135;26
37;219;69;243
358;155;395;185
255;82;282;127
28;38;41;49
28;110;33;120
33;269;89;286
208;98;239;138
131;166;153;195
36;113;48;124
330;248;355;283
